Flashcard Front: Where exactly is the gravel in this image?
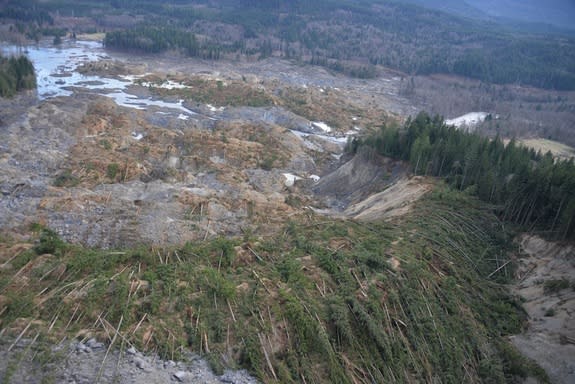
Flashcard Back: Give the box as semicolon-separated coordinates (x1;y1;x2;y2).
0;339;259;384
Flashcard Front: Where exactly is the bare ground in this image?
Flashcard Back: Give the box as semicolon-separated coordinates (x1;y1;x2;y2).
342;176;433;221
510;235;575;384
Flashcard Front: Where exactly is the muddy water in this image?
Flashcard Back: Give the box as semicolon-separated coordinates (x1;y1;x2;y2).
1;40;196;118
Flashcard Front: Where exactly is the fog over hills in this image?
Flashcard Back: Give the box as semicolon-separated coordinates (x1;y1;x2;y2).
399;0;575;31
466;0;575;29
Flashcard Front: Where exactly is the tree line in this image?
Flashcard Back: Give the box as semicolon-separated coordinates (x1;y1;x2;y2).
104;26;224;60
349;112;575;240
5;0;575;88
0;55;36;98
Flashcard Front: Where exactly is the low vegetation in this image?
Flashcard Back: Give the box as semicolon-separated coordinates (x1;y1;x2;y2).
139;76;275;108
0;190;549;383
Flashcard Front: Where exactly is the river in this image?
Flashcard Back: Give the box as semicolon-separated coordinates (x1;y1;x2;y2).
1;39;196;118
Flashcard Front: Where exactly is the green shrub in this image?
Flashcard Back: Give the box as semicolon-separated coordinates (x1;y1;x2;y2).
53;170;79;187
543;279;570;294
107;163;119;180
34;228;66;256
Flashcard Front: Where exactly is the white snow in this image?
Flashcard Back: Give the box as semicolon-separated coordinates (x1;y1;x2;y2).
178;114;189;121
312;121;332;133
139;79;189;89
445;112;489;129
131;132;144;140
283;173;303;187
207;104;225;112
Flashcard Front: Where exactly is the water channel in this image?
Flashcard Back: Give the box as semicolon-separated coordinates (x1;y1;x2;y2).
1;39;196;118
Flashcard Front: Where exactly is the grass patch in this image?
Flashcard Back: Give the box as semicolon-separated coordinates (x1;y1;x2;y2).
144;76;274;108
52;170;80;187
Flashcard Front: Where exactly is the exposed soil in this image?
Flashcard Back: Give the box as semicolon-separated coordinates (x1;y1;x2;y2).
0;338;257;384
0;43;418;249
342;176;433;221
510;235;575;384
5;40;569;384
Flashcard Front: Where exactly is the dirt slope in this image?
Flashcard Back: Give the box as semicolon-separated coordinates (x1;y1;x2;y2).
510;235;575;384
343;176;433;221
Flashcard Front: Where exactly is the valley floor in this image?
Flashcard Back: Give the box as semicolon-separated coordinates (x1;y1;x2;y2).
0;38;574;384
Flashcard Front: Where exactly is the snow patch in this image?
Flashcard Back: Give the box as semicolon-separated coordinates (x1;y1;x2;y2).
139;80;189;90
283;173;303;187
207;104;225;112
312;121;332;133
445;112;489;129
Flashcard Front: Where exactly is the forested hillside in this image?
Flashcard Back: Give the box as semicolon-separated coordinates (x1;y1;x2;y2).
466;0;575;31
2;0;575;89
350;113;575;240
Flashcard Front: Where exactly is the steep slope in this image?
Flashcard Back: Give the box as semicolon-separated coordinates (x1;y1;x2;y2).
0;190;549;383
510;235;575;384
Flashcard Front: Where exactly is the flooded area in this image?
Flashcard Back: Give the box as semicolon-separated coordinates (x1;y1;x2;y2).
1;40;198;118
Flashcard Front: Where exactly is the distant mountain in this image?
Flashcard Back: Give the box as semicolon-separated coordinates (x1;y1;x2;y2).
395;0;575;33
465;0;575;31
392;0;490;20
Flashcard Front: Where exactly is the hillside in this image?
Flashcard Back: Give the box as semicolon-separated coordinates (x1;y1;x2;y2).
2;0;575;90
465;0;575;31
0;187;554;383
1;1;575;383
0;42;572;383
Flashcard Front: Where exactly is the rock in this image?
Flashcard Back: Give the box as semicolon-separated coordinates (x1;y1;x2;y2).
126;346;137;355
75;342;88;353
164;360;177;369
134;356;148;370
85;338;105;350
173;370;188;382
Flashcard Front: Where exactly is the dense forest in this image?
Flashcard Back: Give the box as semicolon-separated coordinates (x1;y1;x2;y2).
0;55;36;97
2;0;575;89
349;112;575;240
104;26;226;60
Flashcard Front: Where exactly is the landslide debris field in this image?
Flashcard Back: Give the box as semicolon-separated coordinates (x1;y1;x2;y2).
0;44;572;384
0;50;415;248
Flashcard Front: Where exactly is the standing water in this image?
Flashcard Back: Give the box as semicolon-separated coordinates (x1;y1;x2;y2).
1;39;196;117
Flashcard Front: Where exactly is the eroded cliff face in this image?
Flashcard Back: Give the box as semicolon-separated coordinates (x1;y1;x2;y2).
510;235;575;384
